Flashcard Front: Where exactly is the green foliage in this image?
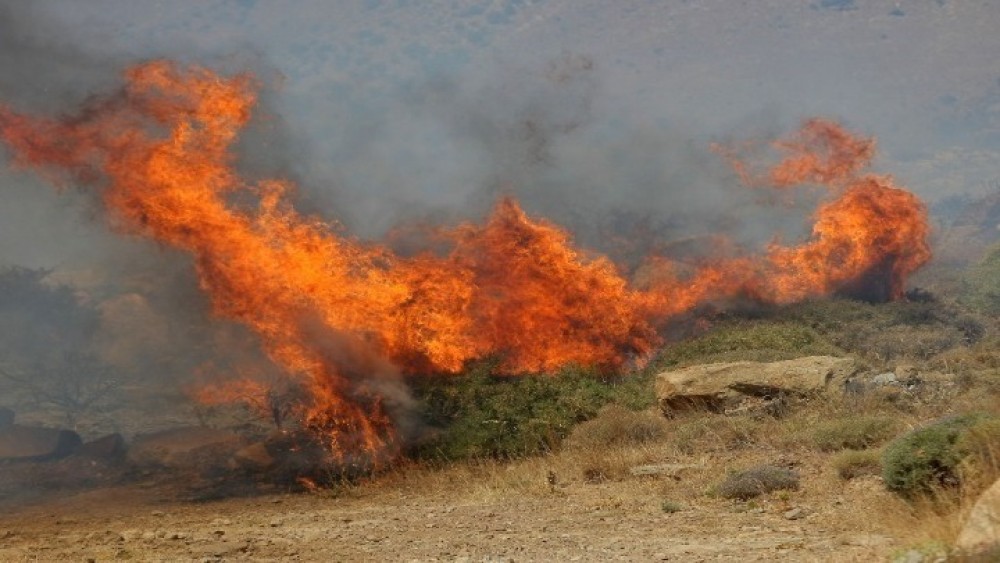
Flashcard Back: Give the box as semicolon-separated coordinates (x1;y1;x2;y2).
410;360;656;460
809;415;900;452
831;449;881;480
775;298;982;363
712;464;800;500
881;413;995;498
655;320;840;369
660;500;684;513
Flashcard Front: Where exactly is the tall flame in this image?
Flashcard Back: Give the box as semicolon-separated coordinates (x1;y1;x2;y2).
0;62;930;462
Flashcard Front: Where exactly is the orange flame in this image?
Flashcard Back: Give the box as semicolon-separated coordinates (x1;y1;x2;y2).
0;62;931;462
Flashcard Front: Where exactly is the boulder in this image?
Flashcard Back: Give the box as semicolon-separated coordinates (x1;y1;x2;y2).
76;433;127;460
956;477;1000;553
656;356;856;414
0;424;82;461
128;426;242;469
231;442;275;471
0;407;13;428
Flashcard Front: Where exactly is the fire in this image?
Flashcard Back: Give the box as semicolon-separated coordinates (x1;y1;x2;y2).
0;62;931;464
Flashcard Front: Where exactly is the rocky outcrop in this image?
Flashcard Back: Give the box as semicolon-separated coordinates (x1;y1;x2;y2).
0;424;82;461
656;356;856;415
956;477;1000;554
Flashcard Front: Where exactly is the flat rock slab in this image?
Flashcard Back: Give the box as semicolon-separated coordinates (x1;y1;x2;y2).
128;426;243;469
0;424;82;461
656;356;856;413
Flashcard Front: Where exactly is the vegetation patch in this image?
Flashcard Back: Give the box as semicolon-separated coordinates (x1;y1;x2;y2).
832;450;882;480
563;404;669;450
881;413;999;498
654;320;840;369
809;415;900;452
712;464;800;500
410;360;655;460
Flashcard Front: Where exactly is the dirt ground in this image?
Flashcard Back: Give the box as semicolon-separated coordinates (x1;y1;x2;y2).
0;452;905;562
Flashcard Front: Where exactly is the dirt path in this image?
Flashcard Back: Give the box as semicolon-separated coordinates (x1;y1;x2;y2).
0;469;899;562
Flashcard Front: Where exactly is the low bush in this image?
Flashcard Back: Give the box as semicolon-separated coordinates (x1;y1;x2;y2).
563;404;669;450
810;415;900;452
881;413;997;498
832;449;881;480
712;464;800;500
670;415;762;455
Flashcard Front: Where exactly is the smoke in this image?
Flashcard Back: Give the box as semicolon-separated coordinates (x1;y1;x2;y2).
0;1;926;457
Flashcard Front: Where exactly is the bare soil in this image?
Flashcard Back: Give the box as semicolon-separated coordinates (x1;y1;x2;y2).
0;450;903;562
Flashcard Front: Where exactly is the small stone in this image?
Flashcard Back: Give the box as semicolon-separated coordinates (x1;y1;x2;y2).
141;531;156;541
269;519;282;528
784;508;805;520
151;510;165;517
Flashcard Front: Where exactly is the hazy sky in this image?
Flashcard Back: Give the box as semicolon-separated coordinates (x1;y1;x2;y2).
2;0;999;270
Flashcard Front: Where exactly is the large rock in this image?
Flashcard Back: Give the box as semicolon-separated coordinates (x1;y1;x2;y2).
0;424;82;461
128;426;243;469
956;478;1000;553
656;356;856;414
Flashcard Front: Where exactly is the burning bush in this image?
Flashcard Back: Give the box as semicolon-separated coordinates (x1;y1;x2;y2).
0;61;934;464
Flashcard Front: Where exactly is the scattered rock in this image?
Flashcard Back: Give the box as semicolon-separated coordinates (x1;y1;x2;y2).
956;477;1000;553
0;424;82;461
656;356;856;414
193;540;249;558
76;433;126;460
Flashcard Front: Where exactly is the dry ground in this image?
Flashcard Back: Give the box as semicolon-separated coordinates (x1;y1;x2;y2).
0;437;927;562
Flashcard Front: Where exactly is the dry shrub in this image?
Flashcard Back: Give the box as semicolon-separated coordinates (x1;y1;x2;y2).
832;449;881;480
712;464;800;500
670;414;762;455
810;415;901;452
563;405;669;450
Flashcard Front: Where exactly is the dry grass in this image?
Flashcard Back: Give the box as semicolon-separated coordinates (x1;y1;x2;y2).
832;449;882;480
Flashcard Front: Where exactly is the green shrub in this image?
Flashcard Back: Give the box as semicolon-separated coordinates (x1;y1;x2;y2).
712;464;800;500
661;500;684;513
410;360;655;460
810;415;900;452
655;321;840;368
881;413;995;498
832;449;881;480
564;404;669;450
